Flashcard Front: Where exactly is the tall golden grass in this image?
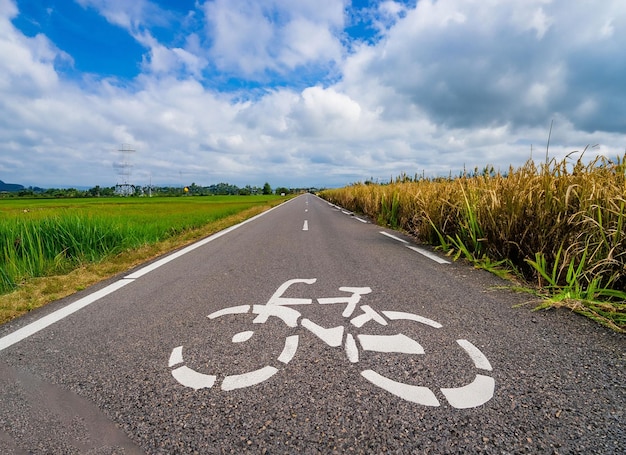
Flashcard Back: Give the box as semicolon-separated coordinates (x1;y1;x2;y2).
320;153;626;332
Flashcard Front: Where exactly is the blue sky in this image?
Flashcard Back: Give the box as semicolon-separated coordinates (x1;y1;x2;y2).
13;0;145;79
11;0;396;86
1;0;625;189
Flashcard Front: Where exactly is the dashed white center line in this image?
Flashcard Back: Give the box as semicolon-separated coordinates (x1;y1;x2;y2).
302;220;309;231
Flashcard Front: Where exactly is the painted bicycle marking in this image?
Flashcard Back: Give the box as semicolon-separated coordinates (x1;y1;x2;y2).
168;278;495;409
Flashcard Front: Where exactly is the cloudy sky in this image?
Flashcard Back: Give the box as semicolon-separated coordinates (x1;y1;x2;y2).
1;0;625;189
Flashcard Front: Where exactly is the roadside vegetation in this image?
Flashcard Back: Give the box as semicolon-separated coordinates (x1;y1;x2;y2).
319;152;626;333
0;195;288;324
4;181;300;198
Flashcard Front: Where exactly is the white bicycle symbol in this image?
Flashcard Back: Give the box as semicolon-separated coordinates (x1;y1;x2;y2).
168;279;495;409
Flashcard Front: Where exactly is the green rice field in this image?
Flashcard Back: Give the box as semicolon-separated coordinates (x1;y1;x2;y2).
0;195;285;297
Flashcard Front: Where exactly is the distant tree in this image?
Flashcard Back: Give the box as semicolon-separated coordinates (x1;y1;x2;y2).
243;185;258;195
262;182;272;195
17;189;34;197
275;187;289;195
102;186;116;197
188;182;202;195
207;182;239;195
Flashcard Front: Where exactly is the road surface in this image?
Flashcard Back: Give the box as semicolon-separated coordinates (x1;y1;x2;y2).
1;194;624;453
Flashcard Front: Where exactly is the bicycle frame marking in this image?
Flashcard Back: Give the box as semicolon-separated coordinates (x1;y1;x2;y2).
169;278;496;409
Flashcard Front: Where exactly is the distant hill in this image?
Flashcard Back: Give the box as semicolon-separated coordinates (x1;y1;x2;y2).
0;180;25;192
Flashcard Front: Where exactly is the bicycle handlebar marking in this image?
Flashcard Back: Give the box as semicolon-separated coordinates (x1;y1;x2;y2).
169;278;495;409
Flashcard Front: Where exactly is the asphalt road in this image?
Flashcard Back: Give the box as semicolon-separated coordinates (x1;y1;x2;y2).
0;194;624;454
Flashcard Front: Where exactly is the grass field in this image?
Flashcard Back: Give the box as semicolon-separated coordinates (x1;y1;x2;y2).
0;195;287;324
320;154;626;332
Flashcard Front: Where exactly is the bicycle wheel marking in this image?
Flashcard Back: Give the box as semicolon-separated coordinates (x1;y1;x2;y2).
358;311;495;409
222;366;279;391
440;374;495;409
456;339;493;371
168;346;184;367
169;347;217;390
278;335;299;364
171;366;217;390
232;331;254;343
361;370;441;406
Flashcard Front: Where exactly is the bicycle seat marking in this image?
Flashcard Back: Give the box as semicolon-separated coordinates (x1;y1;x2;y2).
168;278;495;409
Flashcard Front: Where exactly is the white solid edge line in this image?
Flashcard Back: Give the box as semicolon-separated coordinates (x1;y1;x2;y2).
379;231;450;264
0;197;297;352
0;278;134;352
405;245;451;264
379;231;408;244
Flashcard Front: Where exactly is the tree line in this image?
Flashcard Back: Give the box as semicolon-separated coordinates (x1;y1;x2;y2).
1;182;311;198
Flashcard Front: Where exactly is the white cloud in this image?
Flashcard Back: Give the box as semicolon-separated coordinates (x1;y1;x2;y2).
290;86;362;137
1;0;626;189
139;33;207;77
530;7;552;40
341;0;626;134
76;0;206;78
509;2;554;40
279;18;342;69
0;9;66;94
204;1;275;75
0;0;17;16
74;0;160;30
203;0;345;77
